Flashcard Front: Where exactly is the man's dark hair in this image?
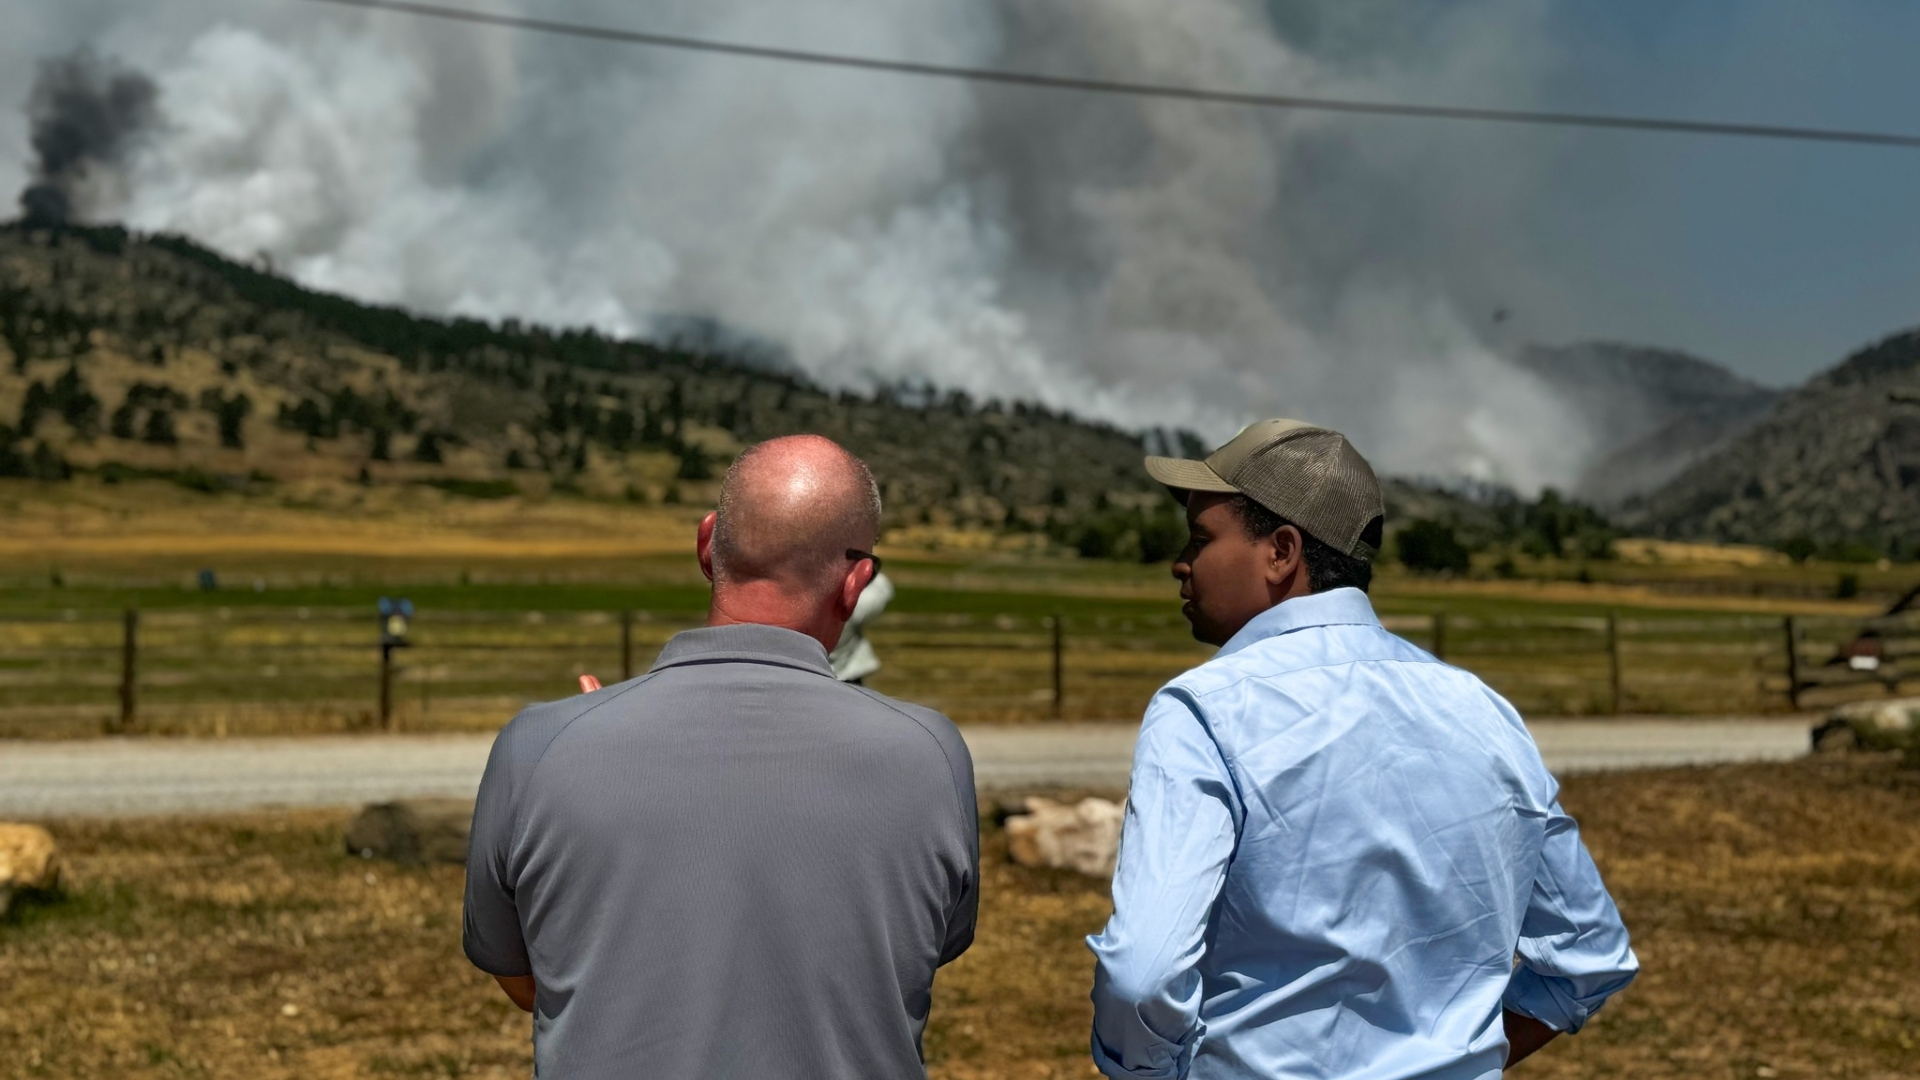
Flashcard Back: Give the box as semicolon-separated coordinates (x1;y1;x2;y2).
1228;494;1375;595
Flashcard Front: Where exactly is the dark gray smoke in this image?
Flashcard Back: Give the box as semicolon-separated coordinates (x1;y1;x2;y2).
18;51;158;225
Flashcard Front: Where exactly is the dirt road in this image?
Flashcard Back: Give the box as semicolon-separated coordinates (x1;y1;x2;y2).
0;717;1813;818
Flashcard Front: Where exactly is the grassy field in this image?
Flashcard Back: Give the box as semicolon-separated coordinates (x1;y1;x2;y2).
2;756;1917;1079
4;479;1920;735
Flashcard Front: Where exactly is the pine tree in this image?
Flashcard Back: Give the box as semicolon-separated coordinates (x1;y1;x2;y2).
17;382;50;436
216;393;251;449
141;408;177;445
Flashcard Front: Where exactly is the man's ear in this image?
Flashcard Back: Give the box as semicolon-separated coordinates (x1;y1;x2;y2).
697;512;718;582
836;557;876;621
1266;524;1305;589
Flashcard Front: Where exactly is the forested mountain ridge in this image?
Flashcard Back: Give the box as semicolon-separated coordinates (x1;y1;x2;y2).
0;222;1191;554
1626;328;1920;556
19;219;1834;565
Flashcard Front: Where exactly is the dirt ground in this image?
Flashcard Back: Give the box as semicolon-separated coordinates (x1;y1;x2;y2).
3;757;1917;1080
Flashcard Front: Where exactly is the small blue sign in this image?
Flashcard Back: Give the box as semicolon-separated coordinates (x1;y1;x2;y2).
378;597;415;647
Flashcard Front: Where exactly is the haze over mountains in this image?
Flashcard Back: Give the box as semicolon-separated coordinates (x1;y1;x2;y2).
3;219;1918;557
1513;342;1783;509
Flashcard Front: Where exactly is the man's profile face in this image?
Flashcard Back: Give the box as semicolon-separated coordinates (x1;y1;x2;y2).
1172;492;1283;646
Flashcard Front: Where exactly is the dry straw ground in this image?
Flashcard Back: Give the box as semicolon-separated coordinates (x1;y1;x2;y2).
2;757;1917;1079
0;482;708;566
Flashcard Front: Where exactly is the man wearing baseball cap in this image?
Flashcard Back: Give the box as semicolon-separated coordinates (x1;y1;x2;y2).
1088;420;1637;1079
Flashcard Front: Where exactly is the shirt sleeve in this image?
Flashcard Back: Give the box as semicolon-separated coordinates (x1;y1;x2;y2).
1087;690;1240;1080
462;724;531;978
939;729;981;967
1503;799;1639;1032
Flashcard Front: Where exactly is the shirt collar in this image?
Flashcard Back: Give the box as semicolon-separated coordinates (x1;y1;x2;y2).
649;623;836;678
1216;586;1382;658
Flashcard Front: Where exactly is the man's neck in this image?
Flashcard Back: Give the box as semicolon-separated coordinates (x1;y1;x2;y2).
707;584;841;652
1213;583;1326;648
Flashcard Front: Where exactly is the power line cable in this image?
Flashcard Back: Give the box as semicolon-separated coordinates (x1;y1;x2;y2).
286;0;1920;150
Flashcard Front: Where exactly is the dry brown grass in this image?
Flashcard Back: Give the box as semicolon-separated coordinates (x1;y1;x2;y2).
1379;573;1881;619
4;758;1919;1079
6;481;1891;620
1613;539;1792;569
1523;758;1920;1080
0;479;708;563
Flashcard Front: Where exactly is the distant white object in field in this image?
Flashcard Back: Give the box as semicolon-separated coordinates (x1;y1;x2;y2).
0;822;63;916
831;571;895;683
1004;797;1125;878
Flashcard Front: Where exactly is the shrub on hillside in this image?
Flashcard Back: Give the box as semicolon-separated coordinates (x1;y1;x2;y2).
1777;536;1817;564
1051;502;1188;564
422;478;518;500
1516;490;1614;560
1397;519;1471;576
1135;504;1187;564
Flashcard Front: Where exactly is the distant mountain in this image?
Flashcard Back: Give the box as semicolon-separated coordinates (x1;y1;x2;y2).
1513;342;1782;506
1625;329;1920;554
0;222;1173;550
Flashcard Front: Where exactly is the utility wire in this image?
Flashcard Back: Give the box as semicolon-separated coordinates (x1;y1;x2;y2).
288;0;1920;151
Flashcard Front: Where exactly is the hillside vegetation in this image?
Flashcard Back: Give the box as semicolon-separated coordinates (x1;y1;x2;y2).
1627;328;1920;557
0;222;1186;557
14;218;1857;568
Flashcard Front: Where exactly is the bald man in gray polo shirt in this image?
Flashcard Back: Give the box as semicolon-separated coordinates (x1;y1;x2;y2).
463;435;978;1079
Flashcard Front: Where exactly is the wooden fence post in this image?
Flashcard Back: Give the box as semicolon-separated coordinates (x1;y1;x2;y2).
1783;616;1801;711
621;609;635;682
379;641;396;732
1431;612;1448;661
1050;615;1064;720
114;607;137;734
1606;611;1622;715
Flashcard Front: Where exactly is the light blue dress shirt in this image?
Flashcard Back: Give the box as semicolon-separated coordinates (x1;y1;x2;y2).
1088;588;1637;1080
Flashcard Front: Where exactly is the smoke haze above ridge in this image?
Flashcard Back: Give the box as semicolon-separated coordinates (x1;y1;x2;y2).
11;0;1911;492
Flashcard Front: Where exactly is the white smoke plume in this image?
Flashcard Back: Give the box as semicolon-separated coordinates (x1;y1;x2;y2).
2;0;1604;490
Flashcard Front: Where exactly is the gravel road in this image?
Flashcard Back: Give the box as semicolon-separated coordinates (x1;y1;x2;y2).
0;717;1813;818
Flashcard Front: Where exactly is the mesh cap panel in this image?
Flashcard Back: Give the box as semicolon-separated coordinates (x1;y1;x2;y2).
1217;428;1383;557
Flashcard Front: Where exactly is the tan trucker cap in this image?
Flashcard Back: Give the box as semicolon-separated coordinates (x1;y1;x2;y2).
1144;419;1385;558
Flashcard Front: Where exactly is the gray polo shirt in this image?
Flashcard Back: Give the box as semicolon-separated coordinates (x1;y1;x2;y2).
463;623;978;1079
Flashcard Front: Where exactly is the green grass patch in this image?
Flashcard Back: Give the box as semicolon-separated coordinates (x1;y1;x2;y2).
1;882;141;937
416;478;518;500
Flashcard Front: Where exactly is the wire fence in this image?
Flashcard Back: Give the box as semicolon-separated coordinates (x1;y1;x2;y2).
2;605;1916;738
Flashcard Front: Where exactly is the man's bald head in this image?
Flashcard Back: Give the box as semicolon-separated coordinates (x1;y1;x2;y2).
711;435;883;597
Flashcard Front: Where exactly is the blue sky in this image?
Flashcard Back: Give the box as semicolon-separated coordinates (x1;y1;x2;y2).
1469;1;1920;384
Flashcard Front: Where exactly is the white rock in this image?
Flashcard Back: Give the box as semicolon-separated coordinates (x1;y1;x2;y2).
0;822;62;917
1004;797;1125;878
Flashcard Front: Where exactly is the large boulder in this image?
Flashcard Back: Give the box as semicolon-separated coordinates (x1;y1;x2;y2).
1003;797;1125;878
0;823;63;918
1814;698;1920;764
344;800;475;866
